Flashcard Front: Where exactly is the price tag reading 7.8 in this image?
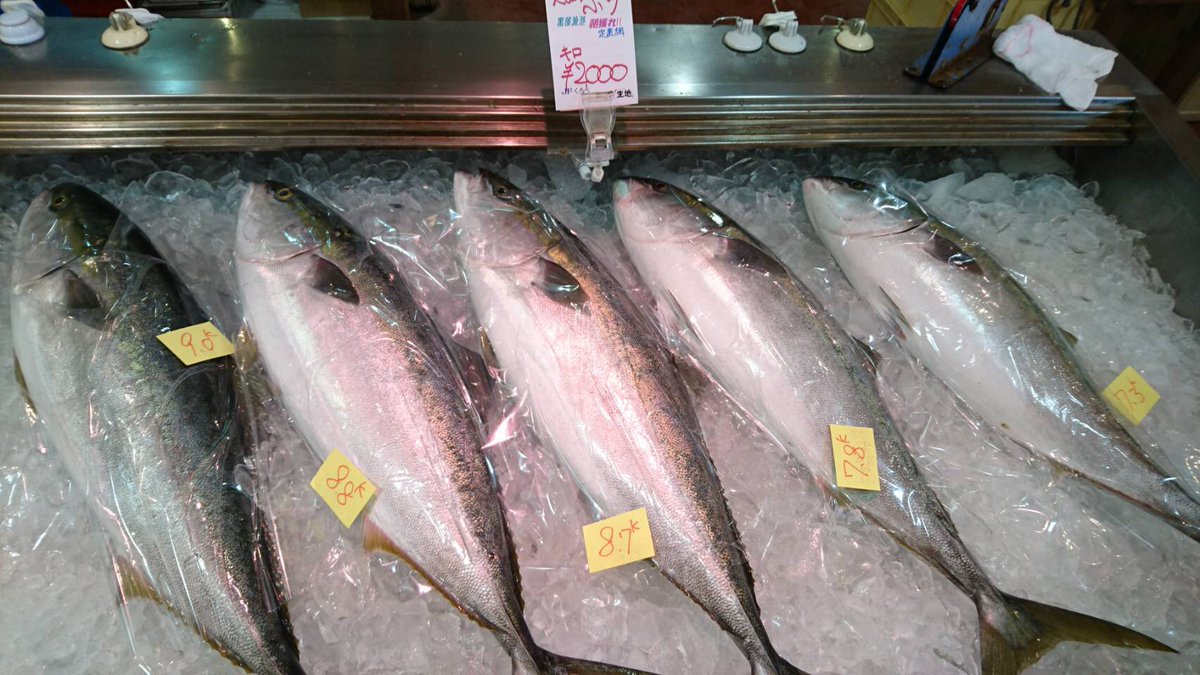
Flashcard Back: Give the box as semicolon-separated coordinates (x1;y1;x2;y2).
310;449;377;528
156;321;235;366
1103;366;1161;426
829;424;881;492
582;507;655;573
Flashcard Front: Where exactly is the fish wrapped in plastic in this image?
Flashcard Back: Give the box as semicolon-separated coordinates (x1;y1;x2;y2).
234;181;650;675
803;176;1200;544
9;184;304;674
612;176;1176;675
454;171;806;675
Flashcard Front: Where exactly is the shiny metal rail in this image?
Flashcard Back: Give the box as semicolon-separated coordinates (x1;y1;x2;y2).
0;20;1138;152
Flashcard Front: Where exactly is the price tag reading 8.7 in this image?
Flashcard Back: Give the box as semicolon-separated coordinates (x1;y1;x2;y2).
829;424;881;492
1103;366;1161;426
156;321;235;366
310;449;377;528
581;507;655;573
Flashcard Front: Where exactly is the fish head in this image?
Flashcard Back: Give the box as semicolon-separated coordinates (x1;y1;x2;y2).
453;171;561;267
803;176;926;242
12;184;123;286
236;182;363;264
613;177;731;244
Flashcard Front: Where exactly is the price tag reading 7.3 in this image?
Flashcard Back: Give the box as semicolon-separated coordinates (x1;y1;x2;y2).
829;424;881;492
1103;366;1161;426
310;450;377;528
156;321;235;366
582;507;655;573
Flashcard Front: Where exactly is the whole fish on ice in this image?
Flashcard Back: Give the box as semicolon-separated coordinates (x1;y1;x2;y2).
234;182;645;675
10;184;304;674
454;171;805;675
804;176;1200;544
613;176;1174;675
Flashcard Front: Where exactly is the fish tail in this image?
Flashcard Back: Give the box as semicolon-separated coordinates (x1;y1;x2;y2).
978;592;1174;675
538;649;656;675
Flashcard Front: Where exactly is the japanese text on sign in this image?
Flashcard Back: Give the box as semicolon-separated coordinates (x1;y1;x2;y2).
829;425;882;491
310;449;377;527
582;507;655;573
1103;366;1160;426
156;321;235;366
545;0;637;111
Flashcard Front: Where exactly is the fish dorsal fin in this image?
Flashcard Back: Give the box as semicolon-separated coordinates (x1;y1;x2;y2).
363;516;405;558
308;255;360;305
533;257;587;307
713;234;789;278
1060;329;1079;348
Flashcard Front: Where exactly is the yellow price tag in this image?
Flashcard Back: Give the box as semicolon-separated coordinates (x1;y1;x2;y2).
830;424;881;491
156;321;235;366
310;449;377;528
1103;366;1160;426
582;507;655;573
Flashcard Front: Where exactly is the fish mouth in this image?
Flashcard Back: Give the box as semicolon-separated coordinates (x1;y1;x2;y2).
803;176;924;240
453;171;561;268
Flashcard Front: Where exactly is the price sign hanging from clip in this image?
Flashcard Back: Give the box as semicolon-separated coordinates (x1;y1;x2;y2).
544;0;638;111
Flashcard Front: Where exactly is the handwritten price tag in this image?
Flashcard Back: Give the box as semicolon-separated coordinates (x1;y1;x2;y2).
1103;366;1160;425
156;321;235;366
544;0;638;111
310;449;377;527
582;507;655;573
829;425;881;492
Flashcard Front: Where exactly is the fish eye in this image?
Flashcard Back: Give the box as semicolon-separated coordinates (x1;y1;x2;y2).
847;180;867;191
274;187;294;202
495;185;510;197
651;181;669;193
50;194;68;210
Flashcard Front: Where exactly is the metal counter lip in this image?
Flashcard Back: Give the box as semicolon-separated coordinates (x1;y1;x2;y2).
0;20;1140;151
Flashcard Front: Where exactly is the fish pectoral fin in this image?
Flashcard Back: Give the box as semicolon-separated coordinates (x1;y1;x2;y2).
658;290;713;356
479;329;501;373
112;554;165;607
851;337;881;378
1060;328;1080;348
13;355;36;416
363;516;406;558
712;234;790;278
307;255;360;305
532;257;587;307
876;287;911;341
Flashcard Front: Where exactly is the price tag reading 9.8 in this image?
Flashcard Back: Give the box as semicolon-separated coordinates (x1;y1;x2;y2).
156;321;235;366
310;449;377;528
829;424;881;492
1103;366;1161;426
581;507;655;573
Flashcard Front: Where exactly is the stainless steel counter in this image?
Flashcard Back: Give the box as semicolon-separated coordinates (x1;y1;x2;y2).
0;19;1138;151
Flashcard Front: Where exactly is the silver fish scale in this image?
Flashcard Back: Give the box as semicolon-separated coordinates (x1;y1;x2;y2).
234;189;537;665
457;175;794;674
12;249;299;674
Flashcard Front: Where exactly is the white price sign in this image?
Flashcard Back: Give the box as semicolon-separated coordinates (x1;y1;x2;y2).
544;0;638;111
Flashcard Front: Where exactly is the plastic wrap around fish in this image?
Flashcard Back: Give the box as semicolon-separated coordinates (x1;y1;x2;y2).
612;177;1175;675
454;171;805;675
9;184;304;674
803;176;1200;545
234;182;648;675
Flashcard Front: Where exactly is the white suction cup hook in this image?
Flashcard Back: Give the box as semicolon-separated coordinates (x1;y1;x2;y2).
101;9;148;50
712;16;762;53
768;19;806;54
0;8;43;45
820;15;874;52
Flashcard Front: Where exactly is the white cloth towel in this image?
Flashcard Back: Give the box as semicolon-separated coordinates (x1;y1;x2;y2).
994;14;1117;111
